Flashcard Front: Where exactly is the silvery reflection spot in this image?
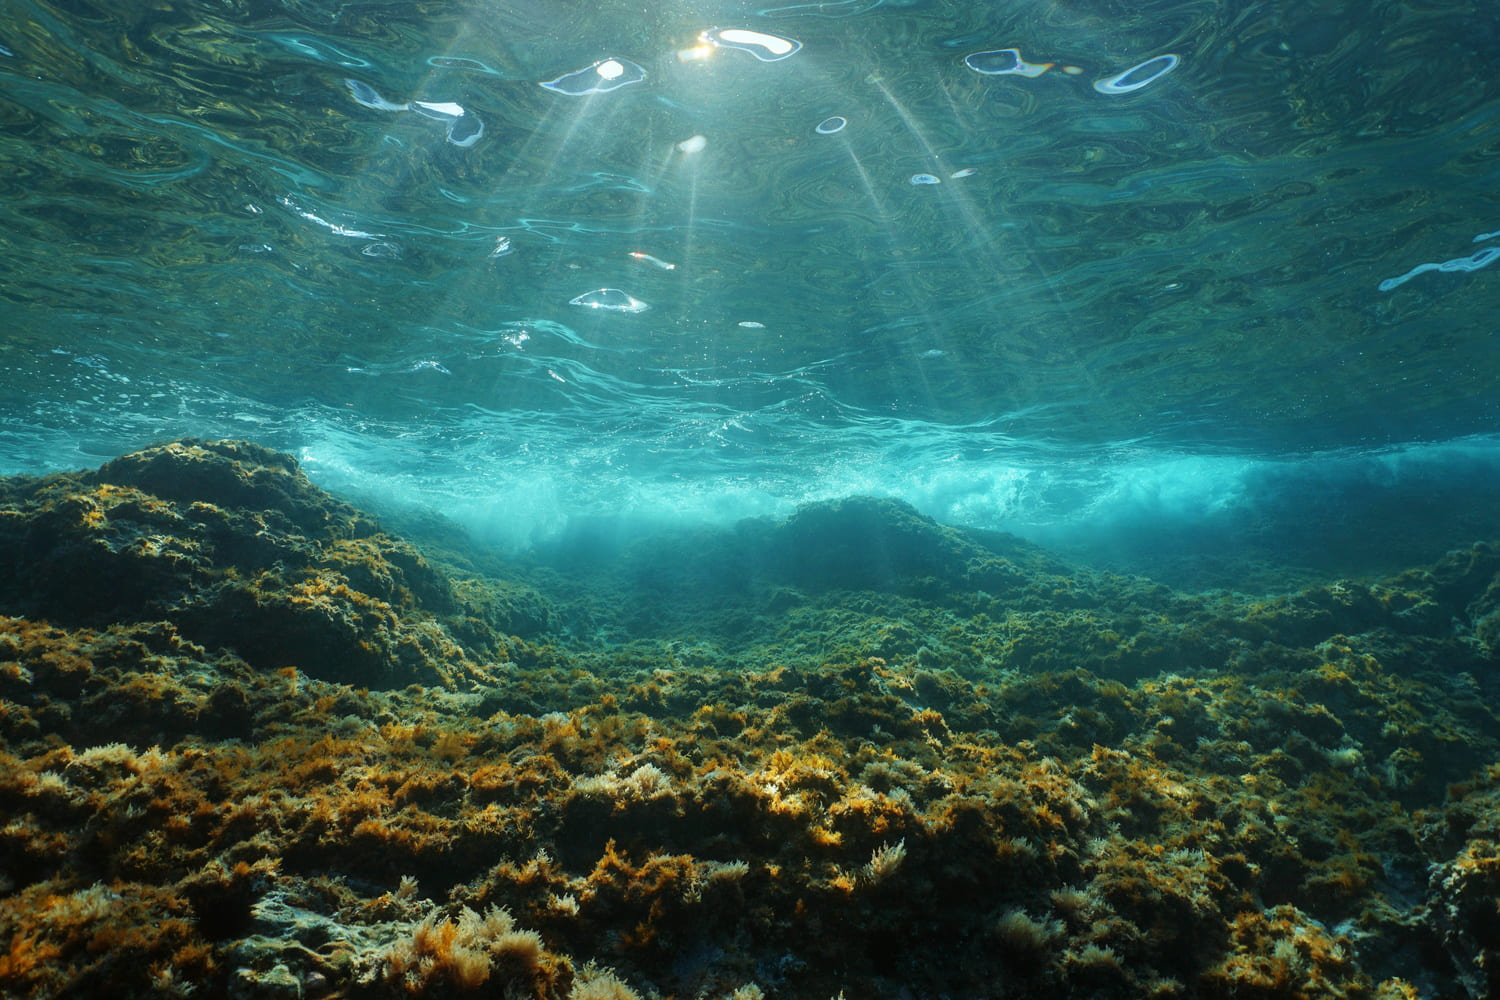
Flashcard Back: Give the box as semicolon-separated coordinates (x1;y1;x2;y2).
409;100;484;146
411;100;464;120
701;28;802;61
1093;54;1179;94
629;251;676;270
361;241;402;258
677;134;707;154
427;56;502;75
540;58;647;95
909;173;940;185
569;288;649;313
815;116;847;135
758;0;878;16
738;321;766;328
346;79;407;111
964;49;1052;78
445;113;484;147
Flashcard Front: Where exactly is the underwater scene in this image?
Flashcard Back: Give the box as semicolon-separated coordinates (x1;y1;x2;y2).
4;0;1500;997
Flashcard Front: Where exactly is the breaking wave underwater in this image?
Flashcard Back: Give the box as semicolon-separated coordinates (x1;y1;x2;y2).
2;0;1499;574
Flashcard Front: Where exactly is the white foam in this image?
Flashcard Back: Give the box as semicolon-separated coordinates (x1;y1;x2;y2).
295;421;1500;564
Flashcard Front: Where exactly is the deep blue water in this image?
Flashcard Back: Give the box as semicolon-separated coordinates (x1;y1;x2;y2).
3;0;1499;574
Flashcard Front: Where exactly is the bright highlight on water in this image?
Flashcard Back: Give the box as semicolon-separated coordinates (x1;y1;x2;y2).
569;288;650;313
700;28;803;61
540;57;647;95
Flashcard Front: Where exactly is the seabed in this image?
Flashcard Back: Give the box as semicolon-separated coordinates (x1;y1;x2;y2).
1;440;1497;999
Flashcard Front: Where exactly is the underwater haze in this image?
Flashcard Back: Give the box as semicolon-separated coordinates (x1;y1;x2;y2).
3;0;1500;569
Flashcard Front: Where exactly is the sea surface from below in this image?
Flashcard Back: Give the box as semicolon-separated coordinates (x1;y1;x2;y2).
1;0;1499;565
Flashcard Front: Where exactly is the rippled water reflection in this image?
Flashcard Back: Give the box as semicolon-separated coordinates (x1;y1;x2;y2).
1;0;1498;536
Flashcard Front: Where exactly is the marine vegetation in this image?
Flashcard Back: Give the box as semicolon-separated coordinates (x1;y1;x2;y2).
0;440;1497;998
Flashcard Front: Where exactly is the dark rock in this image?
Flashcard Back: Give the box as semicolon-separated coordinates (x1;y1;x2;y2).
0;439;535;687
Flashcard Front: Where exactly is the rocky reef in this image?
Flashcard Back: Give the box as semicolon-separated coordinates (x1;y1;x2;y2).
1;439;1498;998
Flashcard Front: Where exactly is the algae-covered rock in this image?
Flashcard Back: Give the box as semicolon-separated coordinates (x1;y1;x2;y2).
769;496;971;588
0;439;548;687
6;441;1500;1000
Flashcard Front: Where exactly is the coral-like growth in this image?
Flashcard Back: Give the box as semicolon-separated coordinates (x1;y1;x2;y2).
381;905;560;996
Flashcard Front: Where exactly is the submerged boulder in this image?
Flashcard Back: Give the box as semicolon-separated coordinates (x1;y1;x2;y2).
770;496;972;588
0;439;545;687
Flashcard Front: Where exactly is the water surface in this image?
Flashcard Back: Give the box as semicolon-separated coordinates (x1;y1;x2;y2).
2;0;1498;568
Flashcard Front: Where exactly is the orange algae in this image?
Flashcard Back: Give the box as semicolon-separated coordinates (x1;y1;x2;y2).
5;443;1500;997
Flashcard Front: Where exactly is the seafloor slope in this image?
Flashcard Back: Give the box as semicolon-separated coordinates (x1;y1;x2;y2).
1;440;1499;999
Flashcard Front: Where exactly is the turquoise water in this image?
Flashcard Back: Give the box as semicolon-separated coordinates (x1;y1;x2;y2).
3;0;1499;570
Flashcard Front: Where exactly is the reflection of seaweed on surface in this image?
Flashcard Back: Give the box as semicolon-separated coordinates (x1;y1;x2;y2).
3;440;1500;997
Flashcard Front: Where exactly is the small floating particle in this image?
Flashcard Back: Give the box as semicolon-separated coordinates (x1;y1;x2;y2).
540;57;647;96
964;48;1053;78
678;134;707;154
1093;53;1179;94
629;251;676;270
701;27;802;61
950;167;977;178
815;116;848;134
910;173;941;185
